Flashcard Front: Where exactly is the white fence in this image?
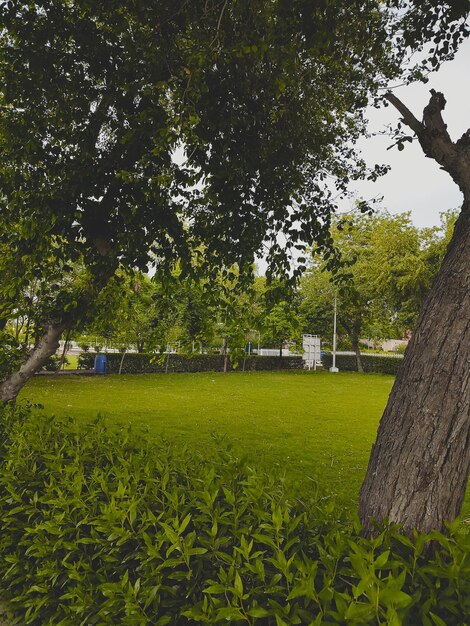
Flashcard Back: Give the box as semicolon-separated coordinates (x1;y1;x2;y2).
257;348;299;357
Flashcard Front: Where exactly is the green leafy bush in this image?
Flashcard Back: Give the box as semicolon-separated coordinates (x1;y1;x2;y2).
0;331;23;383
0;335;67;376
321;353;403;375
0;405;468;625
78;352;304;374
77;352;94;369
42;354;69;372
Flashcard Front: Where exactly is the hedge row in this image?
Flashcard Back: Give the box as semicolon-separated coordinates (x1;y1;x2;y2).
78;352;305;374
321;353;403;375
0;404;468;625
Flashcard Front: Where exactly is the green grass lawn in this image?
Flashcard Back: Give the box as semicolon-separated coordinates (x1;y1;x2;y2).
20;371;393;507
20;370;469;515
63;354;78;369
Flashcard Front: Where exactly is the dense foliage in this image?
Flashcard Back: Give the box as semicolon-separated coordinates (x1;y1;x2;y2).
0;404;468;625
0;331;22;384
0;0;397;307
84;271;268;356
65;209;456;360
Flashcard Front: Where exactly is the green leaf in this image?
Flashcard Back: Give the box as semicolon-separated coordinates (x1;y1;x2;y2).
379;587;413;609
429;612;448;626
234;571;244;598
203;584;226;595
385;607;402;626
374;549;390;568
247;606;270;618
179;513;192;534
344;601;375;620
215;607;245;621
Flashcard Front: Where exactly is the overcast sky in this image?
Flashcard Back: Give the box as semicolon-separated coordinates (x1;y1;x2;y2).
349;38;470;228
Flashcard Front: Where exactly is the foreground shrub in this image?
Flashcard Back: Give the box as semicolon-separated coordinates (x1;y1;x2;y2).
0;331;24;383
0;405;468;625
42;354;69;372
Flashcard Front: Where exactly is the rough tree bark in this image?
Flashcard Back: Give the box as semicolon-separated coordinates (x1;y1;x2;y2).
359;90;470;534
0;320;69;403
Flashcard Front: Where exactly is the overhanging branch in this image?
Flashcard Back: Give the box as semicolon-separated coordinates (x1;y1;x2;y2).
385;91;423;135
386;90;463;188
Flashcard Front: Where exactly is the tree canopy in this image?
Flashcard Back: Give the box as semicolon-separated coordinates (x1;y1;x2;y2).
0;0;395;295
0;0;406;398
1;1;466;323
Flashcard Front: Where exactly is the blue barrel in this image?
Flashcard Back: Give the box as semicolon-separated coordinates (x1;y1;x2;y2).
94;353;107;374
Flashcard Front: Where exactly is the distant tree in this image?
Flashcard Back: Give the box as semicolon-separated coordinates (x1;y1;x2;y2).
419;209;458;289
171;279;217;354
300;209;455;369
363;210;457;334
262;300;301;357
87;273;158;353
302;216;376;370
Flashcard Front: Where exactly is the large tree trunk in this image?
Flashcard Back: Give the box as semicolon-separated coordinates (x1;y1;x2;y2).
359;90;470;534
359;205;470;534
0;320;68;403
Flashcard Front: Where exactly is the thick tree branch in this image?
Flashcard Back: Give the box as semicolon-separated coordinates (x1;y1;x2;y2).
422;90;453;143
385;91;423;135
0;320;70;403
387;90;470;197
456;128;470;149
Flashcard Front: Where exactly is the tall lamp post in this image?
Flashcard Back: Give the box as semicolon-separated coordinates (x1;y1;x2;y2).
330;293;339;373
